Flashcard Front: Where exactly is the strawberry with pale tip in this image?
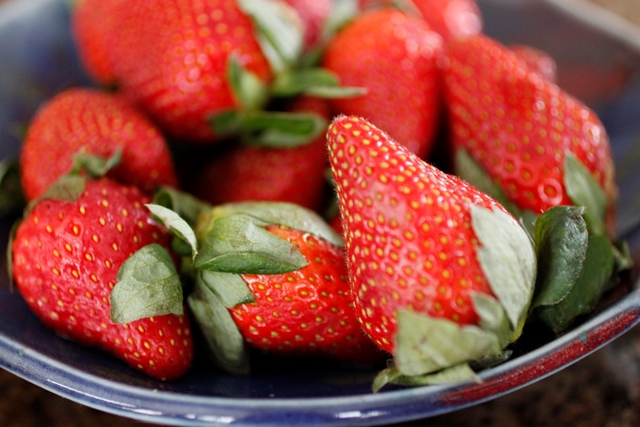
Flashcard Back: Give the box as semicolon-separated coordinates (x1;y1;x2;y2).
11;177;193;380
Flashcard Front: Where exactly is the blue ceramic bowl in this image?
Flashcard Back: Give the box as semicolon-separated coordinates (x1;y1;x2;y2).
1;0;640;425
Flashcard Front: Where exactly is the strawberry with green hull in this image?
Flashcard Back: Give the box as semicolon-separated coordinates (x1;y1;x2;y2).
11;178;193;380
191;96;332;212
326;115;536;389
149;196;385;373
20;87;178;201
441;34;616;227
322;8;443;159
104;0;309;144
441;34;631;333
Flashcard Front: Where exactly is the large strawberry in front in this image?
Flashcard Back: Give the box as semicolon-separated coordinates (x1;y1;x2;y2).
11;178;193;380
327;116;536;388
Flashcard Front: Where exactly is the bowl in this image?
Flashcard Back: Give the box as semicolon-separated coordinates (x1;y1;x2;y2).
1;0;640;426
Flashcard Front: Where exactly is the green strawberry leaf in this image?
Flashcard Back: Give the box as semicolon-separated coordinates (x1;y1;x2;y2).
240;111;328;148
270;68;366;99
470;204;536;333
210;109;243;138
152;186;212;228
188;278;250;375
29;174;86;212
373;362;479;392
271;68;340;97
531;206;588;309
238;0;303;75
471;292;513;346
226;55;269;113
536;233;615;332
393;309;502;378
146;203;198;259
0;159;26;218
564;152;608;236
71;147;122;178
455;148;538;235
203;202;344;248
199;269;254;308
111;243;184;324
194;213;308;274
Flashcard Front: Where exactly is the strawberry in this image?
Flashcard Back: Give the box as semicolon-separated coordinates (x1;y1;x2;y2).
107;0;304;143
284;0;333;50
70;0;124;86
11;178;193;380
153;199;385;373
228;224;383;363
441;34;632;336
510;44;557;82
327;115;536;387
20;87;178;201
322;8;443;158
411;0;482;44
441;35;616;230
189;96;332;211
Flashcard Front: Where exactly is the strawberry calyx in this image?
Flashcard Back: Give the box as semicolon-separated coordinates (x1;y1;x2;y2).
238;0;304;76
144;198;346;374
456;147;633;333
110;243;185;324
374;203;536;390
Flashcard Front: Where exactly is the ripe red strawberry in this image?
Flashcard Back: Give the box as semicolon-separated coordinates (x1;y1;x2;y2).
20;87;178;201
411;0;482;44
510;44;557;82
183;201;385;372
11;178;193;380
284;0;332;50
229;224;383;363
327;116;535;384
190;96;332;211
322;8;443;158
108;0;285;143
441;35;616;223
70;0;124;85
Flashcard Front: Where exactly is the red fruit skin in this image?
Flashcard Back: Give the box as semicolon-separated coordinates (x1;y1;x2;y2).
327;116;506;354
283;0;332;50
230;225;384;364
322;8;443;159
71;0;124;85
20;88;178;201
191;97;332;212
411;0;482;44
441;34;616;215
112;0;273;143
12;179;193;380
510;44;557;83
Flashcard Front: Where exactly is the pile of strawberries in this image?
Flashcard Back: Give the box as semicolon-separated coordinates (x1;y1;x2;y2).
7;0;633;388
